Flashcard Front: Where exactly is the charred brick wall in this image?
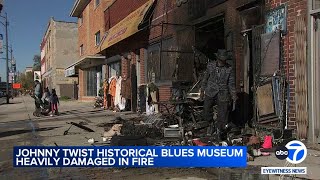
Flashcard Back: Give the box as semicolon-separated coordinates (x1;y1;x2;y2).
265;0;308;130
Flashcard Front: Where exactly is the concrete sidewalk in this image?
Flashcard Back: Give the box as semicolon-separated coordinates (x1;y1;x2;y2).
1;96;320;180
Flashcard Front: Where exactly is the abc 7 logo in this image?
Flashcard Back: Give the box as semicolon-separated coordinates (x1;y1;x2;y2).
275;140;307;164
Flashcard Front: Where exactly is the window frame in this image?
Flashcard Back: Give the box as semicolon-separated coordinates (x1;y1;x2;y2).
95;31;101;46
80;44;84;56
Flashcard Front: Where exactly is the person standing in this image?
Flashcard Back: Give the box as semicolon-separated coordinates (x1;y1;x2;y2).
103;78;109;109
50;89;59;116
200;49;237;140
42;87;51;103
34;80;42;115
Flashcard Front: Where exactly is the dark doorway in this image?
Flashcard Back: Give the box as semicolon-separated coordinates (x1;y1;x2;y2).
193;15;226;82
195;15;225;60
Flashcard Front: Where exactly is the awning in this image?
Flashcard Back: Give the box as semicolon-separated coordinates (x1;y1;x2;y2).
100;0;155;50
65;55;106;77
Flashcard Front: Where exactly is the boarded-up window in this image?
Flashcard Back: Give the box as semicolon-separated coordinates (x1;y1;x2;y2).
147;44;160;82
240;6;263;31
161;38;176;81
260;32;280;76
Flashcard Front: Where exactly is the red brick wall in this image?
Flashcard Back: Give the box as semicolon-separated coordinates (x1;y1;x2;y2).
105;0;148;31
77;0;120;100
159;86;172;102
78;0;113;58
265;0;308;130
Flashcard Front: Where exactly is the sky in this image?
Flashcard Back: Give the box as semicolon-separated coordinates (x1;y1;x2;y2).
0;0;77;81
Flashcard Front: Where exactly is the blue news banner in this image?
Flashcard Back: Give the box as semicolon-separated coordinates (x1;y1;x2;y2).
14;146;247;168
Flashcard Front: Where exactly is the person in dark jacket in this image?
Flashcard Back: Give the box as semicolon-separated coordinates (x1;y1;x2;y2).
200;49;237;140
50;89;59;116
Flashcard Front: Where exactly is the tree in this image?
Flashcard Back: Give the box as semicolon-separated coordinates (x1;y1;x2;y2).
18;72;34;90
33;55;41;71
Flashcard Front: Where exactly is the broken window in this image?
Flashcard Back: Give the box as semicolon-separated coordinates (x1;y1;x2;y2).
160;38;176;81
147;44;161;83
239;6;263;31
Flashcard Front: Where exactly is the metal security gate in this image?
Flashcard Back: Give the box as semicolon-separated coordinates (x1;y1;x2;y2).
251;25;265;124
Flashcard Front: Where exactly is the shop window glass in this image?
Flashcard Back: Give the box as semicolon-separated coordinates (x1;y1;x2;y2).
86;68;97;96
108;61;121;77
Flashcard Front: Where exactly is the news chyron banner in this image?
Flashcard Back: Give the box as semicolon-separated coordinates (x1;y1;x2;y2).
14;146;247;168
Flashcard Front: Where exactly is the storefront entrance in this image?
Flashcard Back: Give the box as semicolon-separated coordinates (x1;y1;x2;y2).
84;66;102;97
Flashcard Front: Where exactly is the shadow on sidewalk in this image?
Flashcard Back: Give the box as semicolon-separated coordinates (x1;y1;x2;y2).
0;126;61;138
0;101;23;106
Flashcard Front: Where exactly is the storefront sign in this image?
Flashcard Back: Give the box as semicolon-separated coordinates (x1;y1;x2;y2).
265;4;287;34
101;0;154;50
12;83;21;89
65;66;76;77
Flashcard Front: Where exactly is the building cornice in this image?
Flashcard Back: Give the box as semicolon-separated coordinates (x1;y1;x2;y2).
70;0;90;17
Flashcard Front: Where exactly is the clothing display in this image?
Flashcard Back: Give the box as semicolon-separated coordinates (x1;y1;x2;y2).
121;78;132;99
118;97;126;111
146;83;159;114
150;91;159;113
114;76;122;108
109;77;117;97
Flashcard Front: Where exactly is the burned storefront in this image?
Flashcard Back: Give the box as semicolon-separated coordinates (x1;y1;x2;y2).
135;0;301;145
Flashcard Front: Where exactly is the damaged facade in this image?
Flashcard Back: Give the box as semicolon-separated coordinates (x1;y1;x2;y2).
66;0;319;143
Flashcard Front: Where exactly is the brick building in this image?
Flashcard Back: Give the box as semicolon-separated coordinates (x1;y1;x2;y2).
40;17;79;98
308;0;320;143
68;0;311;139
69;0;154;105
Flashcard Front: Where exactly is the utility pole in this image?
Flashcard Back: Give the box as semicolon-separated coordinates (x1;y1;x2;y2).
5;12;9;103
10;47;13;96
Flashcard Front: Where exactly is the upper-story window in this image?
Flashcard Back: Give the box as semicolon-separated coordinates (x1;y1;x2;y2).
313;0;320;10
79;14;83;26
95;31;101;46
80;44;84;55
95;0;100;8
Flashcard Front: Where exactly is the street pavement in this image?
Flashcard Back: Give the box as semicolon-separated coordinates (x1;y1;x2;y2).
0;96;319;180
0;96;6;104
0;96;226;179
